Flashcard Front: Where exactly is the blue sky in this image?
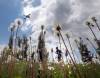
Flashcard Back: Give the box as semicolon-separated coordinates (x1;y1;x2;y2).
0;0;21;44
0;0;42;45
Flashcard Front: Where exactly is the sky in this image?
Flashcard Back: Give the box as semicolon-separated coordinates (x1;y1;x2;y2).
0;0;100;62
0;0;21;44
21;0;100;50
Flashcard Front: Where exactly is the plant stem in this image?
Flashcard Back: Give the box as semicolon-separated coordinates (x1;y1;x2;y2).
59;30;82;78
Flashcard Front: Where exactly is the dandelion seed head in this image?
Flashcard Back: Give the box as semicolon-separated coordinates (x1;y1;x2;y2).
15;18;23;27
9;22;17;31
91;16;97;22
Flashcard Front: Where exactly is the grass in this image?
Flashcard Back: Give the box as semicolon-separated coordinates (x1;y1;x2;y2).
0;61;100;78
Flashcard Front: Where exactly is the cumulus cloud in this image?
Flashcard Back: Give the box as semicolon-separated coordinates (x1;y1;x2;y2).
20;0;100;56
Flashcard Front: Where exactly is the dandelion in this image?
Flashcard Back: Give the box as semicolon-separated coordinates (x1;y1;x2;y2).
15;18;23;42
86;20;100;55
86;21;98;41
37;25;46;62
8;22;16;50
78;38;93;63
56;24;61;31
14;18;23;27
54;24;82;78
9;23;16;31
41;25;44;30
91;16;100;31
8;35;13;49
57;32;61;49
91;17;97;22
66;33;76;63
86;37;96;50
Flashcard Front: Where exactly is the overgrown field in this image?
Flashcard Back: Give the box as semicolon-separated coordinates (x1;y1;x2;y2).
0;61;100;78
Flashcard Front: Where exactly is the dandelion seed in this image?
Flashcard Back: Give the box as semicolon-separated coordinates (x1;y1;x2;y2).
91;17;97;22
14;18;23;27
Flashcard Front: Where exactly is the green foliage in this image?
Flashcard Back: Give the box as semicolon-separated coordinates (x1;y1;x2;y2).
13;61;27;78
0;62;100;78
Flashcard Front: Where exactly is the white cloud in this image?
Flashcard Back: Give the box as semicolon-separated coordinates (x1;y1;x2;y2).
0;44;5;53
20;0;100;60
67;0;82;23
